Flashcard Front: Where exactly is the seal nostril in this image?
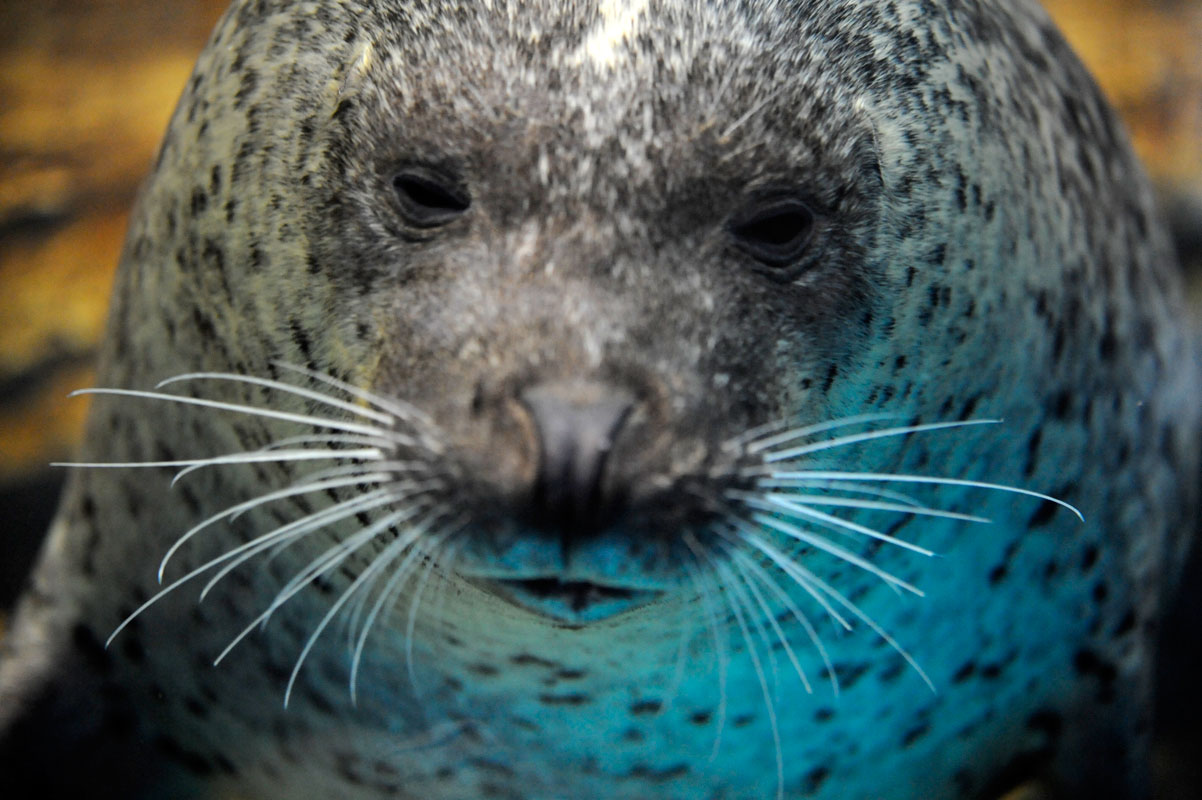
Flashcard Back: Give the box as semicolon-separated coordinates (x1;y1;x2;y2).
470;379;487;416
519;382;635;544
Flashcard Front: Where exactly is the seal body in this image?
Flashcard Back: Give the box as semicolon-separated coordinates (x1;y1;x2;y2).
2;1;1198;798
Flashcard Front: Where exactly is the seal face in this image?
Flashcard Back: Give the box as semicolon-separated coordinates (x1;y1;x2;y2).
2;1;1199;798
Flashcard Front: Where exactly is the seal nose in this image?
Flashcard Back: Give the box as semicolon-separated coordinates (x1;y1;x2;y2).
520;381;635;541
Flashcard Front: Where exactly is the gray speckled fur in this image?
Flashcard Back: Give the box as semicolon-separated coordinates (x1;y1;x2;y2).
1;1;1199;798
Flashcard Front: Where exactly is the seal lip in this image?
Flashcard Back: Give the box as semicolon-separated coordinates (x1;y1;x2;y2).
479;576;665;622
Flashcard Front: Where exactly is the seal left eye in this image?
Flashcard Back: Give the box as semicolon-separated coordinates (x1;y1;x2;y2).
729;196;815;269
391;169;471;228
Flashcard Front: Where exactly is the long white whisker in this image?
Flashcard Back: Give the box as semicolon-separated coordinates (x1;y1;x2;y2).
104;488;392;649
158;471;394;582
759;471;1084;521
198;488;403;603
53;447;384;474
680;540;729;760
738;524;932;690
750;512;923;596
348;531;433;703
727;542;836;696
66;388;396;439
292;460;434;489
282;508;439;708
740;413;900;454
775;479;925;507
271;362;438;435
157;372;398;426
719;541;813;694
736;493;937;557
233;466;434;525
735;526;852;631
706;553;784;800
794;559;935;693
723;543;796;698
404;526;465;692
747;491;988;523
259;433;399;451
349;509;456;702
251;480;439;571
262;500;433;622
653;599;696;721
169;448;384;486
215;502;425;674
759;419;1001;463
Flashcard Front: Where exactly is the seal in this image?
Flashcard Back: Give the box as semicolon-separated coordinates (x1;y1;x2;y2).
1;1;1198;798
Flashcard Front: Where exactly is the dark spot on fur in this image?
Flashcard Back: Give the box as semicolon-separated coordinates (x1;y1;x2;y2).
902;722;929;747
190;187;208;215
1099;327;1118;361
511;653;556;668
1049;389;1072;419
289;317;315;363
822;362;839;392
988;563;1008;585
801;765;830;793
630;699;662;715
629;763;689;782
1026;709;1062;740
185;697;209;719
537;693;590;706
1073;648;1118;703
1022;428;1042;478
72;623;112;674
1026;499;1058;529
191;306;218;341
155;735;215;777
1113;609;1136;637
120;637;145;665
834;661;869;690
470;758;517;778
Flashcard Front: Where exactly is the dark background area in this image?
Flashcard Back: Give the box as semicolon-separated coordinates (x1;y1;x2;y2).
1;1;1199;796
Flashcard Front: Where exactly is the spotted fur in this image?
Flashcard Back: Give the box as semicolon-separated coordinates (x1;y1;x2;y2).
1;1;1198;798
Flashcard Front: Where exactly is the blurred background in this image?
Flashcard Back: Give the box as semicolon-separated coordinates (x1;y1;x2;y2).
1;0;1200;796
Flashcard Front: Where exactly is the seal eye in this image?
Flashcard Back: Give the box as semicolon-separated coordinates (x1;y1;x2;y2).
729;196;815;269
391;169;471;228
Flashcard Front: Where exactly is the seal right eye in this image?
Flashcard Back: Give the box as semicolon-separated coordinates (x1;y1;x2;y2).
391;169;471;228
729;195;815;271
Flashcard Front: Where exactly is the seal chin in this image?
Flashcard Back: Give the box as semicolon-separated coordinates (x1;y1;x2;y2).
480;576;664;623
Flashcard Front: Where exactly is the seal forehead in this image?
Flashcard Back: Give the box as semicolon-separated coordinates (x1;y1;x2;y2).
346;0;870;216
575;0;652;67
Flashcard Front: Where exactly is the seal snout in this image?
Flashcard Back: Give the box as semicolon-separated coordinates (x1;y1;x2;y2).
519;380;635;543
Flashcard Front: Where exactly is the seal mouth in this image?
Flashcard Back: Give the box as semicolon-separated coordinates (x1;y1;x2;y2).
489;577;663;623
